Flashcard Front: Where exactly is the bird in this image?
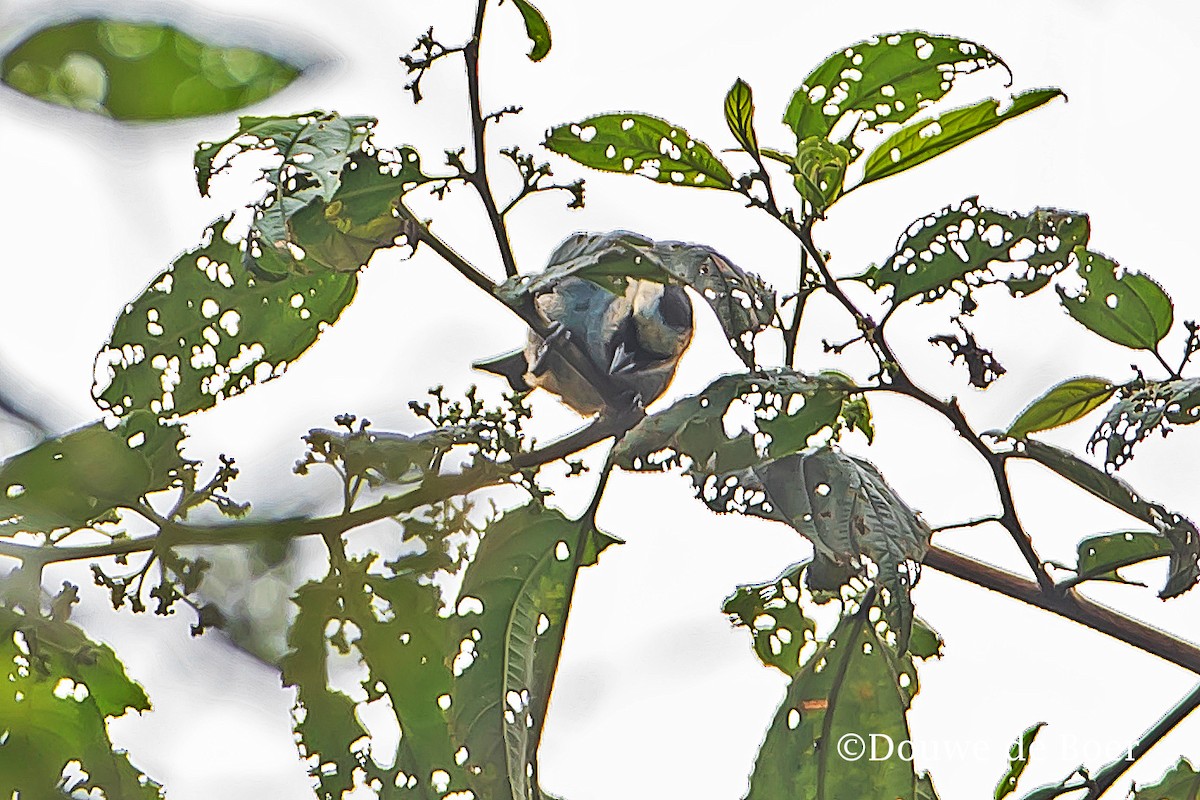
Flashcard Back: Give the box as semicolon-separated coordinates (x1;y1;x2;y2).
475;276;694;415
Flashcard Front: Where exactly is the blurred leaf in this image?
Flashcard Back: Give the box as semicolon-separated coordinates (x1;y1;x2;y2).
1090;378;1200;469
1018;440;1200;598
1075;531;1175;585
1007;377;1116;439
452;504;618;800
614;370;862;473
0;412;187;536
1134;757;1200;798
1;18;298;120
783;32;1002;158
861;90;1062;185
724;78;760;157
995;722;1045;800
545;113;733;189
500;231;775;368
1058;248;1173;351
861;198;1088;305
746;603;920;799
703;447;929;650
508;0;552;62
0;606;159;798
93;217;358;420
792;137;849;211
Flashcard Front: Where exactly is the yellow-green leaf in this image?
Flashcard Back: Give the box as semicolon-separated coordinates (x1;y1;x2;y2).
1007;377;1116;438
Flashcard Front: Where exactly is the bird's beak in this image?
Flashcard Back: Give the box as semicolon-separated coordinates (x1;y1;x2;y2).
609;342;637;375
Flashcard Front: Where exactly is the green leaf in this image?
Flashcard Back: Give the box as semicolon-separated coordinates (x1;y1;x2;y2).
282;556;467;798
861;90;1062;185
0;607;160;799
195;112;368;197
1058;247;1174;351
723;562;818;675
0;413;187;536
1076;531;1175;584
1007;377;1116;439
1018;440;1200;598
704;447;929;650
792;137;849;212
451;504;618;800
724;78;760;157
1;18;298;121
862;198;1089;305
545;113;734;189
195;112;436;278
1134;757;1200;798
613;370;861;473
908;617;944;660
94;217;358;420
1090;378;1200;469
995;722;1045;800
783;32;1003;156
499;231;775;368
746;604;920;800
508;0;552;62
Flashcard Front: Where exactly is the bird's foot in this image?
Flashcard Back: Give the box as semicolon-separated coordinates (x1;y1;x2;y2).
531;323;571;376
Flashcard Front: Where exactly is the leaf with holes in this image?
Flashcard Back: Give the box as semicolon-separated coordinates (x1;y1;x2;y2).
1075;531;1175;585
0;607;159;798
1090;379;1200;469
1058;248;1173;351
861;198;1089;305
0;412;188;536
861;90;1063;186
499;231;775;368
94;217;358;420
451;504;618;800
196;112;436;278
508;0;551;62
783;32;1003;158
995;722;1045;800
1007;377;1116;439
2;18;298;122
613;370;862;473
281;556;467;798
746;604;921;800
544;113;733;189
1018;439;1200;598
1134;758;1200;799
701;447;929;649
724;78;760;158
723;562;818;676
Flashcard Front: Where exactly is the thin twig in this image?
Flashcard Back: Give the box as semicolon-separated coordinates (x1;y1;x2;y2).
926;545;1200;675
1083;682;1200;798
931;515;1004;533
463;0;518;278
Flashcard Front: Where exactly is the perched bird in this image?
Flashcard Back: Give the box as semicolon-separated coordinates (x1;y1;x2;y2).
476;276;694;415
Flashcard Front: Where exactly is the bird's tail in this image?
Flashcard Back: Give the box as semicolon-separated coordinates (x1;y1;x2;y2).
472;350;532;392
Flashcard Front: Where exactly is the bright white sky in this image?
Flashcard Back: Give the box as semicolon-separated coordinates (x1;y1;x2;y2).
3;1;1200;798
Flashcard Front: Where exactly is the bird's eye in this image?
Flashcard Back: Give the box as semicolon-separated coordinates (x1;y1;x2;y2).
658;286;692;330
